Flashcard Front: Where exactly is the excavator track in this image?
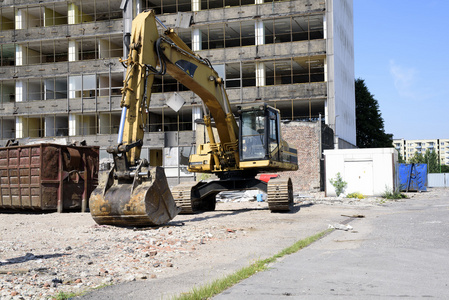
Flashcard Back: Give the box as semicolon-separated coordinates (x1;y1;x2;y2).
172;181;218;214
267;178;293;211
172;181;198;214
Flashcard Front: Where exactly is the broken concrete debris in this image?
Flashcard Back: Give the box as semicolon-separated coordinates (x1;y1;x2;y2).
328;224;354;231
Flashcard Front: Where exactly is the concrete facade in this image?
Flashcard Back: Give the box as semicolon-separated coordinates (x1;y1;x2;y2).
0;0;355;185
393;138;449;166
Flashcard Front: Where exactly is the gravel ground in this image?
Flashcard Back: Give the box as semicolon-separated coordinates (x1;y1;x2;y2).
0;189;434;299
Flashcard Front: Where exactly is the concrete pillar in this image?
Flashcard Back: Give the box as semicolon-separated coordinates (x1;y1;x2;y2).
68;40;79;61
15;117;24;138
69;114;77;136
45;116;54;137
192;0;201;12
15;81;25;102
256;62;266;87
324;99;329;125
68;3;80;25
15;9;26;30
192;28;202;51
43;7;53;27
255;19;265;45
255;19;265;87
43;80;48;101
15;44;24;66
68;77;76;99
192;106;202;131
122;0;133;61
323;14;327;39
324;57;328;82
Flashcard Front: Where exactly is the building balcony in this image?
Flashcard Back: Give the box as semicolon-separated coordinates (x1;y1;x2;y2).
148;82;327;109
0;59;123;81
197;39;326;64
192;0;325;24
1;19;123;44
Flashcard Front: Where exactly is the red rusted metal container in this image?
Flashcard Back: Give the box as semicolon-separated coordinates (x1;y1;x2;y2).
0;143;99;212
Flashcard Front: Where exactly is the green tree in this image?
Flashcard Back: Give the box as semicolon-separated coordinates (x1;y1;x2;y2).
424;149;439;173
355;78;393;148
408;149;439;173
441;165;449;173
397;151;406;163
409;151;425;164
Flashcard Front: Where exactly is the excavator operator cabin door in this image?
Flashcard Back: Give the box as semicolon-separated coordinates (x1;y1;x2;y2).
267;108;281;162
239;108;268;161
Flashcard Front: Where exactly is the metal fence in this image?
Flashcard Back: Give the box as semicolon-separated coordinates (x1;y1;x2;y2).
428;173;449;188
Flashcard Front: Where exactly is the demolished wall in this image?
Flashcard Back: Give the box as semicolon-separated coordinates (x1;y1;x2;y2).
281;121;334;192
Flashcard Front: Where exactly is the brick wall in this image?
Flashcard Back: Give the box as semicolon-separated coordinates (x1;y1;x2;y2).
280;121;333;192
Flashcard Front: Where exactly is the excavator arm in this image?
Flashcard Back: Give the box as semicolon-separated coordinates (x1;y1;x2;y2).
119;10;239;172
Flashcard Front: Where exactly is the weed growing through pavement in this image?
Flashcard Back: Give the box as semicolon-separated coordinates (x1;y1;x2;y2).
382;186;407;200
329;172;347;197
173;229;333;300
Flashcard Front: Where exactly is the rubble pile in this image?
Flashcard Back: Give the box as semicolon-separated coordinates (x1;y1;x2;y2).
0;215;243;299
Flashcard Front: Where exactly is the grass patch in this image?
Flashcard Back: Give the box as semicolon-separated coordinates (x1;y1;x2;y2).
51;282;113;299
53;291;77;300
174;229;332;300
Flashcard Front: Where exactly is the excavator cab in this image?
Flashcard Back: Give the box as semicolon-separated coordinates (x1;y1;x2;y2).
239;104;282;162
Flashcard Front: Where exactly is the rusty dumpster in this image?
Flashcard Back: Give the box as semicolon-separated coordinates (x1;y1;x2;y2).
0;143;99;212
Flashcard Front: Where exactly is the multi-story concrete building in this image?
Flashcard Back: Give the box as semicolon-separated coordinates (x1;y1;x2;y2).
0;0;355;185
394;138;449;165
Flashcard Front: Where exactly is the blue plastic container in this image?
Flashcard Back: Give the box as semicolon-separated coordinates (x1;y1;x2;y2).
398;163;427;192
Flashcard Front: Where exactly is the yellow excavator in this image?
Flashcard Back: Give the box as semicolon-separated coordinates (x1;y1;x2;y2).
89;10;298;226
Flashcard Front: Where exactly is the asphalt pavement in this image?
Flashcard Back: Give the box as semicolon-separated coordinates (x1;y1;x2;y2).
214;192;449;299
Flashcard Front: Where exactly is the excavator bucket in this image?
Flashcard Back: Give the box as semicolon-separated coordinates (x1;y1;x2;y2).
89;166;180;227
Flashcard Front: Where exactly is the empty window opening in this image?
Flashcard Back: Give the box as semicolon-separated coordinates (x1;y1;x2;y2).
98;113;120;135
0;44;15;67
0;81;15;103
45;115;68;137
0;118;15;140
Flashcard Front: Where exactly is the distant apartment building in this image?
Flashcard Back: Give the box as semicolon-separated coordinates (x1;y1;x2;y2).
393;139;449;165
0;0;355;184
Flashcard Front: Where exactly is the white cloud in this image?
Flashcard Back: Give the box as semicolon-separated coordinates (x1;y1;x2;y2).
389;60;418;99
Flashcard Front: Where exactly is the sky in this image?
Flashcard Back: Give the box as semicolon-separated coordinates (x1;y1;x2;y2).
353;1;449;140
